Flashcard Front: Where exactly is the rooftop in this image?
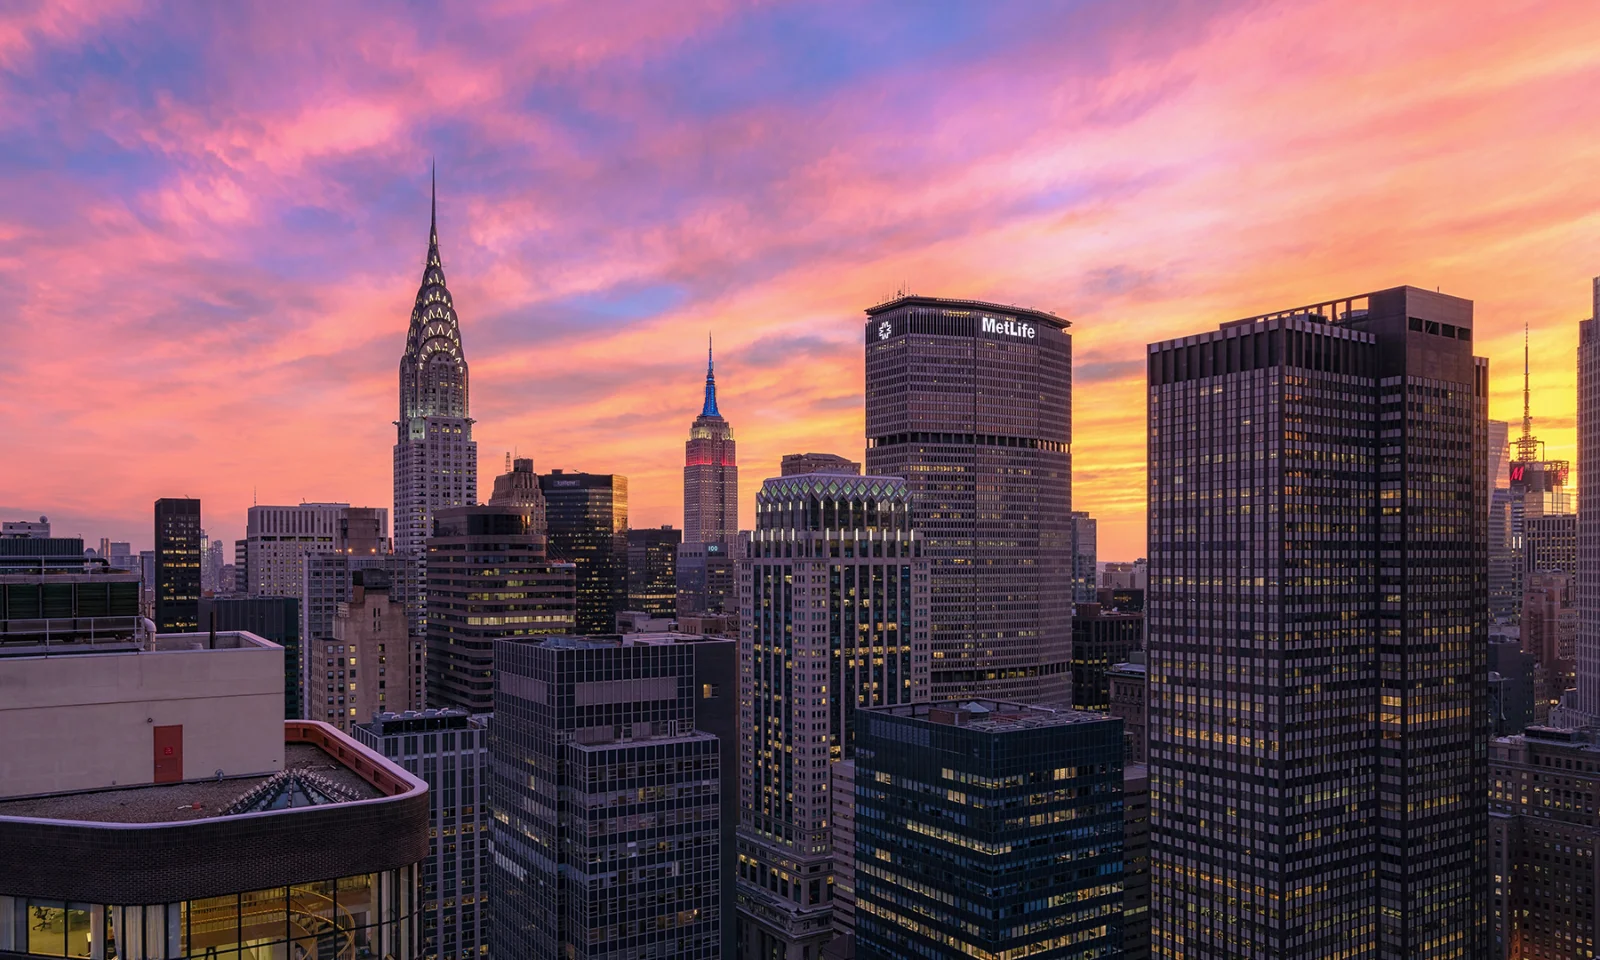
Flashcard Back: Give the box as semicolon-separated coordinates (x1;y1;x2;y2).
863;294;1069;329
874;699;1113;733
0;742;382;824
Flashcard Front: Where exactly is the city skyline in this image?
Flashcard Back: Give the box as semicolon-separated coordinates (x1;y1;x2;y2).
4;2;1599;563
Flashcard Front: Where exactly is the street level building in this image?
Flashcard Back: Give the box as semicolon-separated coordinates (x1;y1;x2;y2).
395;175;478;631
356;708;490;960
1147;286;1490;959
425;504;575;713
490;636;722;960
852;701;1124;960
864;296;1072;703
153;498;201;633
0;627;428;960
736;471;930;960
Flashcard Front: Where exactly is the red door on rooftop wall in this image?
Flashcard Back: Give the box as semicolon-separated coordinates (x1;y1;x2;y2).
153;725;183;783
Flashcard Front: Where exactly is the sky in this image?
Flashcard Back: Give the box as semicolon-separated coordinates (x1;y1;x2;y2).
2;1;1598;561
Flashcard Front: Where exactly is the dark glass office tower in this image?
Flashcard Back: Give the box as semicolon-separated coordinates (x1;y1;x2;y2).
199;595;301;718
864;296;1071;704
425;504;576;712
626;525;681;619
1147;286;1489;959
490;636;722;960
154;497;202;632
539;471;628;635
853;700;1124;960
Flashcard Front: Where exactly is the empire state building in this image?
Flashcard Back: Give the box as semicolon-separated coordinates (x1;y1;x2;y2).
683;340;737;546
394;174;478;620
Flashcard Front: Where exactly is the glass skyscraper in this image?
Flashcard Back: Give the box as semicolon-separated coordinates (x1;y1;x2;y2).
852;700;1124;960
540;471;628;635
1147;286;1489;959
863;296;1072;704
153;497;201;632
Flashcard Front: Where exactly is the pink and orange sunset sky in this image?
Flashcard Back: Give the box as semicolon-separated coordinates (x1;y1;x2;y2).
3;0;1598;561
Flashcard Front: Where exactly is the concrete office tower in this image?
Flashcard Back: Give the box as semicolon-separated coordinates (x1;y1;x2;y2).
1488;728;1600;960
0;627;428;960
355;708;490;960
395;175;478;628
864;296;1072;703
684;340;737;547
1576;279;1600;726
1148;287;1489;959
200;596;302;719
491;636;722;960
626;525;681;620
736;471;930;960
153;498;202;632
488;455;546;513
425;504;575;713
99;540;134;571
829;760;858;940
852;701;1124;960
781;452;860;476
676;540;737;617
302;551;416;714
539;471;628;635
310;569;419;733
239;503;389;596
1525;571;1579;716
1109;657;1148;763
1;516;49;537
200;538;224;594
1071;510;1098;604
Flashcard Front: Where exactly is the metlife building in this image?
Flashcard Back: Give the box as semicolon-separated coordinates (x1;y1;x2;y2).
864;295;1073;704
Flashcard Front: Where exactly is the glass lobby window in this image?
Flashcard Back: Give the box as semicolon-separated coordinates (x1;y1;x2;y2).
288;882;335;960
65;905;90;958
28;900;65;956
187;893;241;959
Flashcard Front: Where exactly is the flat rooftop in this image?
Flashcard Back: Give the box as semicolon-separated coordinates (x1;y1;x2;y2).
0;743;381;824
874;699;1113;733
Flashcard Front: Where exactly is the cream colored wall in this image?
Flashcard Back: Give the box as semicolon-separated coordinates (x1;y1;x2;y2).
0;642;285;798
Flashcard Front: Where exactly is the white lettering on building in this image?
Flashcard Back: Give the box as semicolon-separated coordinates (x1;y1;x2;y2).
980;316;1036;339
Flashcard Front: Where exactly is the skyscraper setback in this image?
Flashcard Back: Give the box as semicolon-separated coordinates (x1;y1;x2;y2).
1570;277;1600;727
863;296;1072;703
395;174;478;627
684;340;738;547
1147;286;1489;959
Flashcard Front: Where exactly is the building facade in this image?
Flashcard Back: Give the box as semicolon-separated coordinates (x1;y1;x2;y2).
863;296;1072;703
736;471;930;960
1071;510;1098;605
852;701;1124;960
1124;763;1152;960
1109;658;1148;764
1576;280;1600;726
313;569;419;732
356;708;490;960
153;498;201;633
1525;572;1579;717
238;503;389;600
627;526;681;620
684;342;738;548
0;628;428;960
781;453;859;477
490;637;722;960
425;504;576;713
1070;600;1143;713
1147;286;1490;959
540;471;628;635
1489;728;1600;960
677;540;737;617
395;179;478;630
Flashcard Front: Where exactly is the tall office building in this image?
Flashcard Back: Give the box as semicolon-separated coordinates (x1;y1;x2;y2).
781;452;859;476
676;540;737;617
852;701;1124;960
627;525;681;620
395;175;478;628
1575;279;1600;726
1147;286;1489;959
736;471;929;960
684;340;737;547
1070;599;1143;713
491;636;722;960
488;455;546;511
540;471;628;635
356;708;490;960
308;569;420;732
864;296;1072;703
1071;510;1098;604
153;498;202;632
425;504;575;713
1524;572;1578;714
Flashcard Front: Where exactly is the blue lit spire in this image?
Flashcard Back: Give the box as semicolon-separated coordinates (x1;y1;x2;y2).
701;335;720;417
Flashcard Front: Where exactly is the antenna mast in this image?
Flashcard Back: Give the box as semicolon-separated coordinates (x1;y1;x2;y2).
1516;322;1539;462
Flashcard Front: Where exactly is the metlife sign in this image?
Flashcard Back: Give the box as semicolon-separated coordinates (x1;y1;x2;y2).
981;315;1036;340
